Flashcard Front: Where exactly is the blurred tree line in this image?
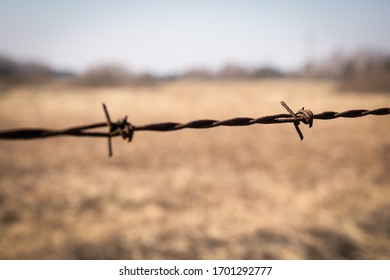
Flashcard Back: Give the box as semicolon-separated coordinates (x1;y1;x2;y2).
0;55;58;84
1;49;389;92
303;49;390;92
77;64;156;87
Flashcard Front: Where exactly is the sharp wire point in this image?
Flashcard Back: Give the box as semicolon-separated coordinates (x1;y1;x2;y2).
103;103;114;158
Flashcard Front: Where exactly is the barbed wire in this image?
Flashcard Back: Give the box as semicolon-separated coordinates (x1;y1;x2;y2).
0;101;389;157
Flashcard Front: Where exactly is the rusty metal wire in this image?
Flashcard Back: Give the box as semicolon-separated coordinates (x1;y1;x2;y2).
0;101;389;157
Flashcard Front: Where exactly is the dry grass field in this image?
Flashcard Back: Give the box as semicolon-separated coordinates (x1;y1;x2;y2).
0;79;389;259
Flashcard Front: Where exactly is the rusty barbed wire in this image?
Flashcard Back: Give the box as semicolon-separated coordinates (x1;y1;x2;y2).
0;101;389;157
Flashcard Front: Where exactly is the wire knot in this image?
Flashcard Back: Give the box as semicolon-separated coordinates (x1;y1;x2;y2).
296;107;314;128
281;101;313;140
110;116;134;142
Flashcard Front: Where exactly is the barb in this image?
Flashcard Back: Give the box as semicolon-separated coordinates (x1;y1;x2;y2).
0;101;389;157
102;103;133;157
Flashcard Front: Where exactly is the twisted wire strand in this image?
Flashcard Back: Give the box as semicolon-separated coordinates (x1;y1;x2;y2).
0;101;389;157
0;106;389;138
125;107;390;132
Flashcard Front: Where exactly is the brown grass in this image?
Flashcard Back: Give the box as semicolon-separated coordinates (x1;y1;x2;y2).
0;80;389;259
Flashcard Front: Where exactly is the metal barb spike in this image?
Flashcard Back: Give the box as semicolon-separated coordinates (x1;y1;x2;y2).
102;103;114;157
281;101;305;141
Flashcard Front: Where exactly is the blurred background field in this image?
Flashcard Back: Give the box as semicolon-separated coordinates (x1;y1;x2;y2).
0;0;390;260
0;80;389;259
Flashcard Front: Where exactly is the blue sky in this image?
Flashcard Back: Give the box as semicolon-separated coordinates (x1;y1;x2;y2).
0;0;389;74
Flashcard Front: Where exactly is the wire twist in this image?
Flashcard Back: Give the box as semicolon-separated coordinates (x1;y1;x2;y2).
0;101;389;157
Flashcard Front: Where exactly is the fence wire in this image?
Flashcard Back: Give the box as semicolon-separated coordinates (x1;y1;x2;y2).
0;101;389;157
